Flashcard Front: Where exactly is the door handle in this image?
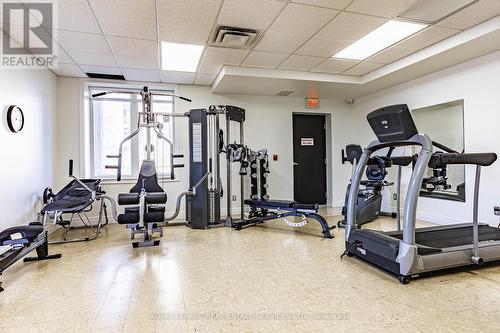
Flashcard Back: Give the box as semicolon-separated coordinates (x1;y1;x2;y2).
293;162;298;166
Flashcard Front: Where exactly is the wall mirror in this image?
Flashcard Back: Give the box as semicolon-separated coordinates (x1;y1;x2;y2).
412;100;465;202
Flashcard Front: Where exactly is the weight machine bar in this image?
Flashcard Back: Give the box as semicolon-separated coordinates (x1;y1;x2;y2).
153;126;175;180
146;127;151;160
216;115;221;197
92;90;191;102
226;115;232;221
240;122;245;221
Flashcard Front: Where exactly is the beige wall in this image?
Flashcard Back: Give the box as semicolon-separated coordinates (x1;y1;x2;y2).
55;79;348;221
0;68;57;229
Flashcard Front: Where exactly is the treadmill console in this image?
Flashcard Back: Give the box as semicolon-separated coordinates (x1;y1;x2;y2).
367;104;418;143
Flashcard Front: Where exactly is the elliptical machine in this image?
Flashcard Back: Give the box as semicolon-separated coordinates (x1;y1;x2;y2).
338;144;396;228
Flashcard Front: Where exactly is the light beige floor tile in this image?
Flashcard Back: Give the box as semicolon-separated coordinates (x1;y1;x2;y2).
0;212;498;332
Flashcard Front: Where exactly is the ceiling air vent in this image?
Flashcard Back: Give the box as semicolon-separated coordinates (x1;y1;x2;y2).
212;26;259;49
86;73;125;80
276;90;295;96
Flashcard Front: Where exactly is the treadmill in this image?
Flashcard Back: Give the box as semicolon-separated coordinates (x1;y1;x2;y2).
344;104;500;284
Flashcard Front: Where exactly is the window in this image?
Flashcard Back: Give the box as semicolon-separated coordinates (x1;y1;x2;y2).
88;86;175;180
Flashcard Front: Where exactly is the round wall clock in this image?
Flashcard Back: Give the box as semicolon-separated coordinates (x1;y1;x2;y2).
6;105;24;133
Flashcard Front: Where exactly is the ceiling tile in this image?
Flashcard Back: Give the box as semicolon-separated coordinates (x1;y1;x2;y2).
108;37;158;69
437;0;500;30
217;0;286;30
58;0;101;33
269;3;338;36
396;26;460;50
57;31;118;67
278;54;326;70
158;0;221;44
296;38;350;57
310;58;359;73
194;73;217;86
198;47;249;74
158;21;213;45
291;0;354;10
160;71;196;84
342;61;384;75
56;46;75;64
79;65;122;75
346;0;417;18
88;0;157;40
242;51;289;69
116;55;159;70
255;31;309;53
122;68;161;82
52;64;87;77
315;12;386;41
108;37;158;58
367;46;415;64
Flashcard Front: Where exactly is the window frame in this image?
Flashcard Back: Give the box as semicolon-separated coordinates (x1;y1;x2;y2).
86;82;179;182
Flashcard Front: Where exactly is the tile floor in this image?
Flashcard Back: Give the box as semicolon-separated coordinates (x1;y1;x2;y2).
0;212;499;332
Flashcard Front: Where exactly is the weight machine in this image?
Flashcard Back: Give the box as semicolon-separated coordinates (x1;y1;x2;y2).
92;86;206;246
186;105;246;229
92;88;245;244
92;86;191;181
228;147;334;239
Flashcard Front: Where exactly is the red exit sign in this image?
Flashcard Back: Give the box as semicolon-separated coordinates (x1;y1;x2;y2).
305;97;319;109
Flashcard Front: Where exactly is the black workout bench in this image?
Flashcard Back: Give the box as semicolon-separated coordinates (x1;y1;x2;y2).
0;225;61;291
233;199;334;239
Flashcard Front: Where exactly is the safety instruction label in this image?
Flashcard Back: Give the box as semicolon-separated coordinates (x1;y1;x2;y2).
192;123;203;162
301;138;314;146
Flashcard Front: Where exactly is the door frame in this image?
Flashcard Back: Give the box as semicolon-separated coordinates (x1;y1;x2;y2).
291;112;333;206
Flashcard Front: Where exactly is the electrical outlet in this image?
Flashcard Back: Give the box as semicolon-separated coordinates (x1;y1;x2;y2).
494;206;500;216
232;195;237;201
393;194;397;201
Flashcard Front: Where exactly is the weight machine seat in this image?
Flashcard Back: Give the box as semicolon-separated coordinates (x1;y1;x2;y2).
117;160;167;225
0;226;43;244
129;160;165;196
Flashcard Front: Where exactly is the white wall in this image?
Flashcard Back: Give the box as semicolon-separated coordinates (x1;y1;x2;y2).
333;50;500;226
55;79;348;221
0;68;57;229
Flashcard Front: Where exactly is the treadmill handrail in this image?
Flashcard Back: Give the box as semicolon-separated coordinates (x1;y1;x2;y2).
428;152;497;168
345;133;433;247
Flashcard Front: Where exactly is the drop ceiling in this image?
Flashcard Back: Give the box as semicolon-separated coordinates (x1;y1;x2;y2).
2;0;500;99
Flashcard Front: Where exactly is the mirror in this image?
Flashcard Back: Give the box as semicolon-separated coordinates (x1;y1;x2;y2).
412;100;465;202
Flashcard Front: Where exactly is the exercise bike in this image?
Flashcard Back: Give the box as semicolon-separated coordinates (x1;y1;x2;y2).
338;145;397;229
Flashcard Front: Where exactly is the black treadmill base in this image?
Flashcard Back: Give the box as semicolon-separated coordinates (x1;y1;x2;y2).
346;241;401;278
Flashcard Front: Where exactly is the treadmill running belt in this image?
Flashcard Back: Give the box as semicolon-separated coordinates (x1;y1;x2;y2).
391;224;500;249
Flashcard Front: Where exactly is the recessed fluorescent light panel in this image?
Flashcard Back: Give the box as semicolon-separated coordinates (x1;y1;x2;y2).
333;20;427;61
398;0;476;23
161;42;204;72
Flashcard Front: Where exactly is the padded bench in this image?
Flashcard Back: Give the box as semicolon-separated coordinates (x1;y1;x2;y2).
235;199;334;239
0;226;44;244
244;199;319;212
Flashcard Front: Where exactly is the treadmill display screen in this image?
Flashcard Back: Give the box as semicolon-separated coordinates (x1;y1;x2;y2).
367;104;418;143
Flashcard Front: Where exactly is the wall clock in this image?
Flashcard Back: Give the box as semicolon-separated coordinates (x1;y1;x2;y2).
6;105;24;133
